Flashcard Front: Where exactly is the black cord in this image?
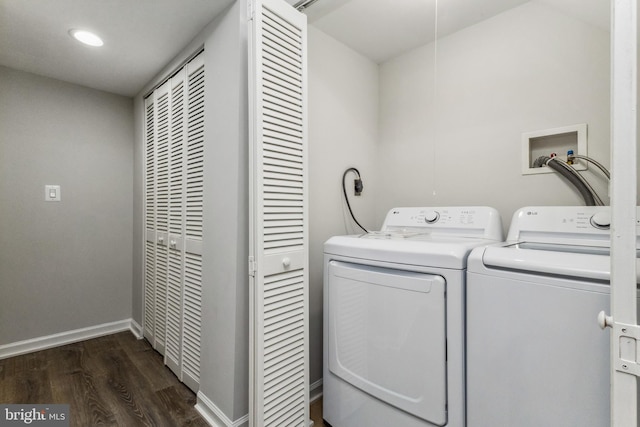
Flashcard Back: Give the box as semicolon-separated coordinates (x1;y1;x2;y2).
342;168;369;233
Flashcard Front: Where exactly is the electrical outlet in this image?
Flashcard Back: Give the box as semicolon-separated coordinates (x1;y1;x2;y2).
354;179;363;196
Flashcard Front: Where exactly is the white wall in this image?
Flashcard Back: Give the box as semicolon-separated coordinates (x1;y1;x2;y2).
0;66;134;344
378;1;611;230
307;26;379;384
201;1;250;422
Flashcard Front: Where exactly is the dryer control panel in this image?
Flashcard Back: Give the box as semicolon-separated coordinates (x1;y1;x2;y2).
381;206;504;241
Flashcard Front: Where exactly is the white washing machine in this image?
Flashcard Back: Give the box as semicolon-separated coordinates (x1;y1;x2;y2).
323;206;504;427
466;206;640;427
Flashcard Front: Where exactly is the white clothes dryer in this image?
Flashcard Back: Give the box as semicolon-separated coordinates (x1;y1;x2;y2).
466;206;640;427
323;207;503;427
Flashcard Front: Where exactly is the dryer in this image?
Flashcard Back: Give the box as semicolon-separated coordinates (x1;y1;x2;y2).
323;206;503;427
466;206;640;427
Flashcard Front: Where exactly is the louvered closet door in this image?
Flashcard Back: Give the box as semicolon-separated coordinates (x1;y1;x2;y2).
165;69;187;377
143;53;204;394
153;82;171;356
249;1;308;426
181;53;205;392
144;96;156;342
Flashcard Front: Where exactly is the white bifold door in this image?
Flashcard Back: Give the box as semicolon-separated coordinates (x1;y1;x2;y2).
248;0;309;426
144;52;205;393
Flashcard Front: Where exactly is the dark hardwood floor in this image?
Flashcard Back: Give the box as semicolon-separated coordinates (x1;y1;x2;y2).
0;331;207;426
310;398;326;427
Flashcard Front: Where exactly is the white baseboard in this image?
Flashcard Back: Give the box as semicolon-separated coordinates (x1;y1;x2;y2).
129;319;143;339
0;318;140;360
195;379;322;427
195;392;249;427
310;378;323;403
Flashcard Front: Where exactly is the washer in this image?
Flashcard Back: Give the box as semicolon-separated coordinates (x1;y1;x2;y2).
466;206;640;427
323;206;503;427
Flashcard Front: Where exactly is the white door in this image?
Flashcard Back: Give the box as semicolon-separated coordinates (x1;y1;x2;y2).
164;68;186;378
248;0;309;425
143;52;205;393
143;96;156;343
154;81;171;356
181;53;205;392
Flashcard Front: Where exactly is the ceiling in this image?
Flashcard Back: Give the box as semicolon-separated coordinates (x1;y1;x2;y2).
301;0;531;64
0;0;234;97
299;0;609;64
1;0;609;97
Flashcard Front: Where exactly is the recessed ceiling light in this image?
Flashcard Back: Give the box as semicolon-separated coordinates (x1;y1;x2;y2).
69;29;103;47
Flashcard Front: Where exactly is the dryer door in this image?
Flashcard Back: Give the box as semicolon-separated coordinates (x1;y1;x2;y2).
327;260;447;426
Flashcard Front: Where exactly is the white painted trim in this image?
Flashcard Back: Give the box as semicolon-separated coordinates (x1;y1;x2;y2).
130;319;144;339
195;392;249;427
309;379;323;404
0;319;139;360
610;0;638;425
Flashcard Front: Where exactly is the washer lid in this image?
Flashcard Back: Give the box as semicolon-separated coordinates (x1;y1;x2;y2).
477;243;640;282
324;233;498;269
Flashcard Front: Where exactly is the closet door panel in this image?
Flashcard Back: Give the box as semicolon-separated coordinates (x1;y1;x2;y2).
144;97;156;342
249;1;309;426
165;70;187;377
181;53;205;392
154;82;171;355
143;52;204;394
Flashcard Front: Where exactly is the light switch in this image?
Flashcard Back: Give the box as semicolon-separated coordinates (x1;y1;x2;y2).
45;185;61;202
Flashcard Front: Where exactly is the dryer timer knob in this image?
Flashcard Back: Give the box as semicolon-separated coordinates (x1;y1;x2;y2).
424;211;440;224
590;212;611;229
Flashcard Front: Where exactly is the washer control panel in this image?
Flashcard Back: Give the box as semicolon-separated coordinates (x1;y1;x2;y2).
508;206;640;244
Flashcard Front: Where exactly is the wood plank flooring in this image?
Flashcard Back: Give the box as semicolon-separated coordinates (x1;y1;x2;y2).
310;398;327;427
0;332;207;426
1;332;327;426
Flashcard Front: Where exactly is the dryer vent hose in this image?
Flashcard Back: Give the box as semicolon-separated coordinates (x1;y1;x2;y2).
535;156;596;206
